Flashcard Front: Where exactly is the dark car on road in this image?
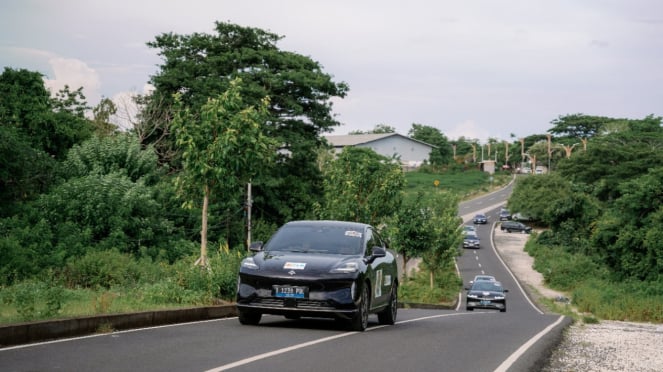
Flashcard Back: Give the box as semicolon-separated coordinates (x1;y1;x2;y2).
236;220;398;331
473;214;488;224
465;280;508;312
463;234;480;249
500;221;532;233
499;209;512;221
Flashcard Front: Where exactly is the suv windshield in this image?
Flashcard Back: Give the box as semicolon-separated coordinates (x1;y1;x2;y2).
265;224;364;255
471;281;504;292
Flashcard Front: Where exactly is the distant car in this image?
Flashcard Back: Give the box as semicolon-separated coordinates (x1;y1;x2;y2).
462;225;477;235
473;214;488;224
499;209;511;221
469;275;495;285
512;212;532;222
465;280;508;312
236;220;398;331
463;234;481;249
500;221;532;234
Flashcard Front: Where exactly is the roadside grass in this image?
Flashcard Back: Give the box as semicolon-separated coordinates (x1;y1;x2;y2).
404;168;511;203
400;261;462;306
0;287;199;324
525;240;663;323
0;250;241;325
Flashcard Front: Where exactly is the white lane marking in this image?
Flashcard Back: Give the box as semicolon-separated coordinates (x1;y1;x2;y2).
494;315;565;372
205;332;358;371
0;318;235;351
488;223;545;315
206;313;467;371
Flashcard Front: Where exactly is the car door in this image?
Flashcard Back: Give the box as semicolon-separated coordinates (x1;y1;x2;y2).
364;228;393;309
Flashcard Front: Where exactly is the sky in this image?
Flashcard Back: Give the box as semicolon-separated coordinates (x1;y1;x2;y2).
1;0;662;142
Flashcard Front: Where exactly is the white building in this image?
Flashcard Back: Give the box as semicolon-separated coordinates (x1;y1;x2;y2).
323;133;435;168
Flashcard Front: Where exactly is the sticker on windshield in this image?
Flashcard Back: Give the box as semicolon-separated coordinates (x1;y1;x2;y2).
283;262;306;270
345;231;362;238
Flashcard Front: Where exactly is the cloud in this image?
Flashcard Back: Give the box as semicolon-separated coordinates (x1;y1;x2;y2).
43;57;101;103
446;120;485;142
110;84;155;131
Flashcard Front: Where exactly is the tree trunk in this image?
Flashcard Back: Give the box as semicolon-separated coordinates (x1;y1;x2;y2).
429;271;434;289
196;185;210;267
402;252;409;280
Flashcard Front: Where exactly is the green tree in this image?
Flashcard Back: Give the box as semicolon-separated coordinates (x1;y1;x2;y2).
591;167;663;280
318;147;405;226
418;191;462;288
145;22;348;229
0;126;55;215
0;68;94;160
91;97;119;137
508;173;573;224
171;79;277;265
389;191;461;283
61;133;160;183
408;124;452;165
556;116;663;201
548;114;615;140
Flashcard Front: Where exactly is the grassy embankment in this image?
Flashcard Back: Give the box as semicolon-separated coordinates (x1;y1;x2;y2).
524;238;663;323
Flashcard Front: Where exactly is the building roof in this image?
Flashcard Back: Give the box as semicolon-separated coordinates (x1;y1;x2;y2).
323;133;436;148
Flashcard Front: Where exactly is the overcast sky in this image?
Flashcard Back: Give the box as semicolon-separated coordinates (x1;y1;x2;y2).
2;0;662;141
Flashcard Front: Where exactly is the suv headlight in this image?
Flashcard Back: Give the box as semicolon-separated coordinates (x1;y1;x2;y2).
330;261;359;273
241;257;259;270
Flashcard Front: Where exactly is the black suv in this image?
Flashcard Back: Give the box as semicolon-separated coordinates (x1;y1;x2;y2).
500;221;532;233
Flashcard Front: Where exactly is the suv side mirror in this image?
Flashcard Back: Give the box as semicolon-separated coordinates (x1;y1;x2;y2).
364;246;386;263
249;241;263;252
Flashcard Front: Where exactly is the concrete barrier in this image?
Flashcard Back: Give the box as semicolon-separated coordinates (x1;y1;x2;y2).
0;305;238;348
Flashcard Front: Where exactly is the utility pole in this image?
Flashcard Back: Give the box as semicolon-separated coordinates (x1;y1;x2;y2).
246;181;252;250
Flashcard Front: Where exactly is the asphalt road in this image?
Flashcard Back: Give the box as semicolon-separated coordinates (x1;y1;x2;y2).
0;181;569;372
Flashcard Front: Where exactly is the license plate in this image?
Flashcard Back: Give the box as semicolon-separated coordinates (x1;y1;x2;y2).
480;300;491;305
273;285;308;299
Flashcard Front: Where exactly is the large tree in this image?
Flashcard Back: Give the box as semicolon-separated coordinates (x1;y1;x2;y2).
145;22;348;227
556;115;663;201
408;124;452;165
171;79;277;265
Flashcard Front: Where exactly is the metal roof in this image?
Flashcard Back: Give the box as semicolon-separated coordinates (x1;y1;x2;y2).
323;133;436;148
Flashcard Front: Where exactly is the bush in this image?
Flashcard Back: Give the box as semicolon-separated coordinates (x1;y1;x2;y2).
63;250;142;289
525;240;606;291
0;279;66;321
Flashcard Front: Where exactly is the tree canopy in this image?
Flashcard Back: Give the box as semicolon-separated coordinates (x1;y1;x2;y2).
145;21;349;229
408;124;452;165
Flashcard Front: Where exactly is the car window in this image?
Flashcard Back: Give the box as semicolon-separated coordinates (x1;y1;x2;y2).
365;228;385;256
265;224;363;255
471;281;504;292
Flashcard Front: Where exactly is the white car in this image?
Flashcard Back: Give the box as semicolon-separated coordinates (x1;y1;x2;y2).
469;275;496;285
512;212;532;221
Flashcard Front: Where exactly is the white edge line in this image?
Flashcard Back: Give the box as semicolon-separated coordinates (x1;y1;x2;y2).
493;315;565;372
488;221;545;315
0;317;235;351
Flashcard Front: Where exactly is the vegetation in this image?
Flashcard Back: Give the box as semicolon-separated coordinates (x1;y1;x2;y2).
509;114;663;322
